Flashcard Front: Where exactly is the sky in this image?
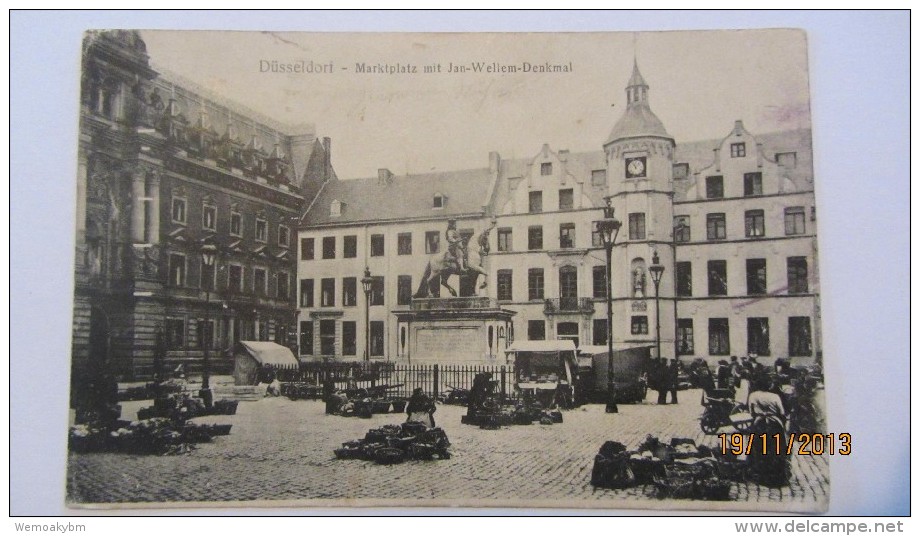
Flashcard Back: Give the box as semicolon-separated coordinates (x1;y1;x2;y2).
140;29;811;180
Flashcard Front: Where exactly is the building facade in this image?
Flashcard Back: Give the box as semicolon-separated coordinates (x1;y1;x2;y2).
296;61;821;367
72;31;330;381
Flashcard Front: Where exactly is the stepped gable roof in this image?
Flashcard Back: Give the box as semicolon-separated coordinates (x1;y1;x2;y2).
302;167;494;226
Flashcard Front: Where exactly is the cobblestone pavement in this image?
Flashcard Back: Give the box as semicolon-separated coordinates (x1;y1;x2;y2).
66;390;828;512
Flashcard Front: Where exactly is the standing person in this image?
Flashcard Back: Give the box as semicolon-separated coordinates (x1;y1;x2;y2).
445;219;467;271
668;359;680;404
406;387;436;428
716;360;731;390
747;376;790;487
654;358;668;405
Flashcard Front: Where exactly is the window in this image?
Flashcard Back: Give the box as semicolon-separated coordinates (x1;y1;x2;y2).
705;176;724;199
425;231;440;254
676;262;692;296
708;318;730;355
528;320;546;341
777;152;798;168
706;213;726;240
319;320;336;356
528;226;543;250
673;216;690;243
631;316;649;335
787;257;809;294
748;317;770;356
199;258;216;291
253;268;267;295
343;235;357;258
172;197;186;223
746;259;767;295
255;219;267;242
370;321;384;357
230;212;242;237
397;233;412;255
167;318;185;350
559;223;576;248
672;163;690;181
541;162;552;176
397;275;413;306
593;265;607;298
321;278;335;307
591;222;604;247
628;213;646;240
278;225;290;247
228;264;243;293
497;270;513;301
258;321;269;342
299;321;313;355
745;209;765;237
559;188;574;210
789;317;812;357
529;191;543;213
707;260;728;296
342;277;357;306
300;237;314;260
528;268;544;301
593;318;608;346
202;204;216;231
196;319;215;350
342;321;357;356
730;142;746;158
433;195;444;208
370;234;385;257
744;172;763;196
497;228;512;252
322;236;336;259
370;276;385;306
677;319;694;355
591;169;607;186
299;278;314;307
785;207;806;235
277;272;289;299
168;253;186;287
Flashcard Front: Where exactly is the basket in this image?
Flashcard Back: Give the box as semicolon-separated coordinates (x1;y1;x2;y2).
628;456;666;485
360;442;386;461
372;400;393;414
334;447;363;460
374;447;407;465
391;399;408;413
407;442;437;460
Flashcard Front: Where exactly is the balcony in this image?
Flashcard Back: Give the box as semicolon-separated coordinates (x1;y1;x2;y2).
543;297;594;315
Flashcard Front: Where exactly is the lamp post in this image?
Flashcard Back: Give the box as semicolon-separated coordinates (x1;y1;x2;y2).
596;197;621;413
361;266;374;362
649;249;665;362
199;242;217;407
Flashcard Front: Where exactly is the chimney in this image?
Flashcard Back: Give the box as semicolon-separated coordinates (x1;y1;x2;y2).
378;168;394;185
488;151;500;174
322;137;332;181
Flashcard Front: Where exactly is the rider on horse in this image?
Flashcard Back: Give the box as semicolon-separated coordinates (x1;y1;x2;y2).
445;219;467;272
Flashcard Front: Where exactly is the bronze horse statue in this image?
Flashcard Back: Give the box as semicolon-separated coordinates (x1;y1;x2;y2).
414;222;495;298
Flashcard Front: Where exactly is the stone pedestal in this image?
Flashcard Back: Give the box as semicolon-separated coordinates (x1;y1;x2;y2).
393;297;516;364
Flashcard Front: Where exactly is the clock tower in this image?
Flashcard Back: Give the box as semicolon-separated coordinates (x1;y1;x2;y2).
602;59;676;359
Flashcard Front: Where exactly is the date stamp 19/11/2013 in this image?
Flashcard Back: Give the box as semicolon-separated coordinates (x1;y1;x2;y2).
719;433;852;457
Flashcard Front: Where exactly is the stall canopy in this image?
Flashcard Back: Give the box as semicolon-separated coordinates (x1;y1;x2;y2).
233;341;299;386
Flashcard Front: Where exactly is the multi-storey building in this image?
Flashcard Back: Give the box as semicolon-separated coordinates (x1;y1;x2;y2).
296;60;820;367
72;31;331;381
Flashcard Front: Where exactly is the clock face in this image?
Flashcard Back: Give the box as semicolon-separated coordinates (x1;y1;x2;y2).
626;157;647;178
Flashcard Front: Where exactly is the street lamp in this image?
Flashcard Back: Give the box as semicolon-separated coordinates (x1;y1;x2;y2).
595;197;621;413
199;242;218;407
361;266;374;362
649;249;665;362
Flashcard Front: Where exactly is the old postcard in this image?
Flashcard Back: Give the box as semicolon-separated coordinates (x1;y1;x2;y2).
67;29;828;512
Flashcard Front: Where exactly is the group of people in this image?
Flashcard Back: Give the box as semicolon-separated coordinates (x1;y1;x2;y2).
647;358;682;405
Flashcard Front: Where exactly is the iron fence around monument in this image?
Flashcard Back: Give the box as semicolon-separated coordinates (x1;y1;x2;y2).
284;361;516;401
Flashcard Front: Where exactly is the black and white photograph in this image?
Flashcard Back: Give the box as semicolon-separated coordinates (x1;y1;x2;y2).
58;27;841;512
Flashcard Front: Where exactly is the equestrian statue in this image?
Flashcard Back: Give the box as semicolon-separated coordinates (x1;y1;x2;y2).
414;218;497;298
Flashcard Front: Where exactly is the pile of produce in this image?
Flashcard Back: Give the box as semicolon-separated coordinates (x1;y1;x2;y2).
333;422;451;464
326;392;408;418
136;393;238;421
591;435;731;500
69;417;231;455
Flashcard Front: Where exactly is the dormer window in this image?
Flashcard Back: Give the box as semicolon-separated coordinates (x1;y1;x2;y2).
730;142;746;158
433;193;446;209
330;199;345;217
